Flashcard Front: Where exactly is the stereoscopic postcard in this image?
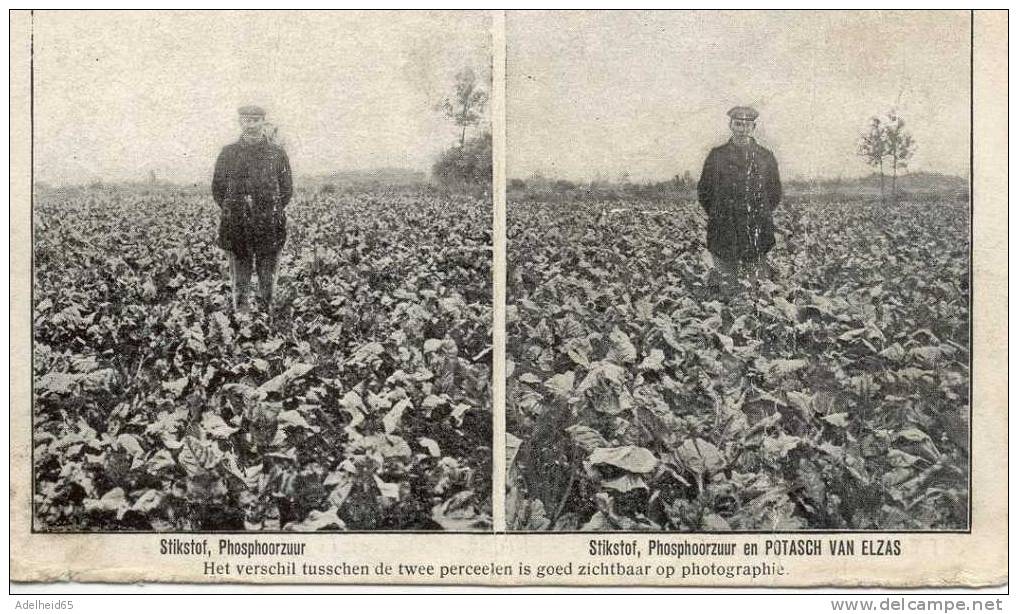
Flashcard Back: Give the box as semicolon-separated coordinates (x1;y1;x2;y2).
9;9;1007;587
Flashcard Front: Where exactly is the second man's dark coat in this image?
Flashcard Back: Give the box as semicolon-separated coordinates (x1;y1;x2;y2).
212;137;293;256
697;138;782;262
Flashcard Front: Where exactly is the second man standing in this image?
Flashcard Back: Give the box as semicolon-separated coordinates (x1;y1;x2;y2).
697;105;782;287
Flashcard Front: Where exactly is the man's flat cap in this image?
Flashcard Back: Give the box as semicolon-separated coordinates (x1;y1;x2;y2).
727;106;759;121
237;105;266;117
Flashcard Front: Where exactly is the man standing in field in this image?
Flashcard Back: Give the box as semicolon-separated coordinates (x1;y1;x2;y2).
212;105;292;313
697;106;782;289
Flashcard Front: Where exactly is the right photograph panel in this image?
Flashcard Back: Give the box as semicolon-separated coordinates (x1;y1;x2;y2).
505;10;972;531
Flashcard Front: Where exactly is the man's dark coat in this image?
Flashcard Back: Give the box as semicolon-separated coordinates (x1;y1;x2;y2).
212;137;292;256
697;138;782;262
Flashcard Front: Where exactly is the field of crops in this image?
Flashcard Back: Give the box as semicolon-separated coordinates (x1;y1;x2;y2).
33;186;492;531
507;196;970;531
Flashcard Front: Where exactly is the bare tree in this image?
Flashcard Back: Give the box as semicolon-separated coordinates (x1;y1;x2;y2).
858;112;917;205
883;112;915;205
440;68;488;147
858;116;888;203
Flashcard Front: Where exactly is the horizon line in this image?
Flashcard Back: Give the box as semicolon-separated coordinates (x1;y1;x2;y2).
31;168;966;189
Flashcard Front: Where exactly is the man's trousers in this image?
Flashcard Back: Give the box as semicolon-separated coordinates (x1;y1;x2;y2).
709;251;772;289
228;249;281;312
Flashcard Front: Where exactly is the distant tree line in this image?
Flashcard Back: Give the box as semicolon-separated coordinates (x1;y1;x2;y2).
507;170;965;204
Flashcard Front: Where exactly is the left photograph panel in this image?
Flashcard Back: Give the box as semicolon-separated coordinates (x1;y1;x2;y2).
31;10;494;532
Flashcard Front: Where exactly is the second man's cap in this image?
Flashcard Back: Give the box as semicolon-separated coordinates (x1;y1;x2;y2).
237;105;266;118
727;106;759;121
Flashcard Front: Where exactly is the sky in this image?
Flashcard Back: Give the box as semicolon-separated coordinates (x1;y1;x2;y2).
33;11;491;185
507;10;971;182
